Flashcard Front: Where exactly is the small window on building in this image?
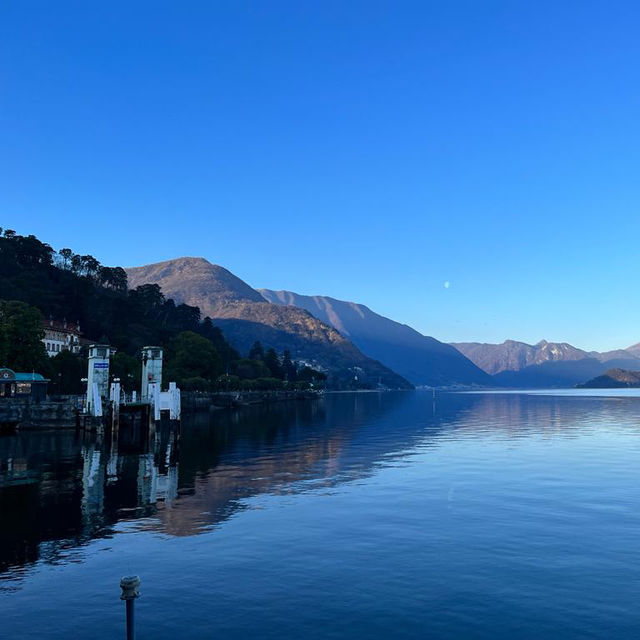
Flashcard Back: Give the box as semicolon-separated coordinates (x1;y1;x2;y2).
16;382;32;395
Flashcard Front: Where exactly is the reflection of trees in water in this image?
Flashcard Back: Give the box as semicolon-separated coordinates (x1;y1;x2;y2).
4;390;633;580
0;394;422;576
158;392;431;536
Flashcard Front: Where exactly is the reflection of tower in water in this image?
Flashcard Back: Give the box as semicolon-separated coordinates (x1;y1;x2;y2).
81;443;105;522
137;427;179;506
81;421;180;524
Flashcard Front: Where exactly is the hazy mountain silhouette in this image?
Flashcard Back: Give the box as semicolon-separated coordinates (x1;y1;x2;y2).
451;340;592;375
452;339;640;387
624;342;640;359
259;289;491;387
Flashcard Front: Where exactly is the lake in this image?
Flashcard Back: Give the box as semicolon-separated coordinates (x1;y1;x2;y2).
1;390;640;639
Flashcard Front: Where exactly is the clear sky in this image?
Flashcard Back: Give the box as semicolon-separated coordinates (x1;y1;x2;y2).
2;1;639;352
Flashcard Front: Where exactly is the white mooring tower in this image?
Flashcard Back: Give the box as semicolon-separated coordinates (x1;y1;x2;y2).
84;343;180;421
141;346;163;399
86;344;113;416
140;346;180;420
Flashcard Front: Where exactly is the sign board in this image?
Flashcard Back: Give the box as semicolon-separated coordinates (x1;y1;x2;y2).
93;362;109;369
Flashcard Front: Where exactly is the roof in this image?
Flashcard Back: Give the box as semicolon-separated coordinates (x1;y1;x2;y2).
15;373;49;383
42;318;83;336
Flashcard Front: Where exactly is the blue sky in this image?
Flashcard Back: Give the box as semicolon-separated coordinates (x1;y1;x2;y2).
2;1;639;351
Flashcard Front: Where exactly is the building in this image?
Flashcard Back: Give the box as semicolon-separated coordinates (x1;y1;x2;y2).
0;368;49;401
42;317;83;357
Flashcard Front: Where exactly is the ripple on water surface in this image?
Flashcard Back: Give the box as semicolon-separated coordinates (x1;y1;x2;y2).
1;390;640;639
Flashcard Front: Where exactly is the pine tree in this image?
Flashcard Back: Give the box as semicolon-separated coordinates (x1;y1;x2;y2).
248;340;265;360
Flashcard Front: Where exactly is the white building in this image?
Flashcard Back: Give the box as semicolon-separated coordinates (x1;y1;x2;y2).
42;317;83;357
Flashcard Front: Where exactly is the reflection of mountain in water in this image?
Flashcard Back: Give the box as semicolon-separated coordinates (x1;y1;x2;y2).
3;390;639;581
158;393;429;536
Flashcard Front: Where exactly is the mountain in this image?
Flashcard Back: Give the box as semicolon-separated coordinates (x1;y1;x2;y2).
578;368;640;388
125;257;265;315
625;343;640;359
491;358;626;388
259;289;491;387
126;258;412;389
451;340;591;375
452;339;640;388
592;348;640;362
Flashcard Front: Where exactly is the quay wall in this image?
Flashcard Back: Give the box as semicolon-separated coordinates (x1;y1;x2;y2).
0;390;321;429
0;396;84;429
182;389;322;411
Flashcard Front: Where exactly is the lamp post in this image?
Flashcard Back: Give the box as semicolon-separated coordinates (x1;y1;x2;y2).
120;575;141;640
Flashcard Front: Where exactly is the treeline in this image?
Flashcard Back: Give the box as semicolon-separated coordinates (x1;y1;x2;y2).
212;340;327;392
0;228;228;356
0;229;326;393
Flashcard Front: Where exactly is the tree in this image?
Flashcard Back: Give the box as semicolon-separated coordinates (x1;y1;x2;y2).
174;303;201;330
165;331;223;384
49;350;86;394
14;235;54;267
111;352;140;392
81;255;100;278
199;317;239;366
248;340;265;360
0;300;48;372
282;349;296;381
233;358;271;380
130;283;165;310
98;266;114;288
70;253;83;274
97;266;128;292
264;348;283;379
111;267;128;292
59;248;73;269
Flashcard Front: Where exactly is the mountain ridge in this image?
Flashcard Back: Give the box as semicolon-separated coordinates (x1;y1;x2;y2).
452;338;640;388
126;258;412;389
260;289;491;387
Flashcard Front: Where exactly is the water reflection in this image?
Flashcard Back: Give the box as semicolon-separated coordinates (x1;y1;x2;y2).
2;390;640;583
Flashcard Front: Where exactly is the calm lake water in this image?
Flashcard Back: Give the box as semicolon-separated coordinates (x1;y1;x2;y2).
1;390;640;639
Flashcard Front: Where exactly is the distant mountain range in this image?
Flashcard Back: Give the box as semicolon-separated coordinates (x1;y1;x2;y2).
452;339;640;387
126;258;412;389
126;257;640;390
260;290;490;387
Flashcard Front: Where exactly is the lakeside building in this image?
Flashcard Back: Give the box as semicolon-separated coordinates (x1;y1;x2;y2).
0;368;49;401
42;317;83;357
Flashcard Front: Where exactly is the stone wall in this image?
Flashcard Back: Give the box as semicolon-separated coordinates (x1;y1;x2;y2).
0;396;83;428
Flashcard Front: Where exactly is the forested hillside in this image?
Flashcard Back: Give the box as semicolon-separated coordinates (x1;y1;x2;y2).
0;229;325;392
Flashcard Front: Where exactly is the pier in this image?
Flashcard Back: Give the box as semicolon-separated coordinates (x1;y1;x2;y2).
84;344;181;429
